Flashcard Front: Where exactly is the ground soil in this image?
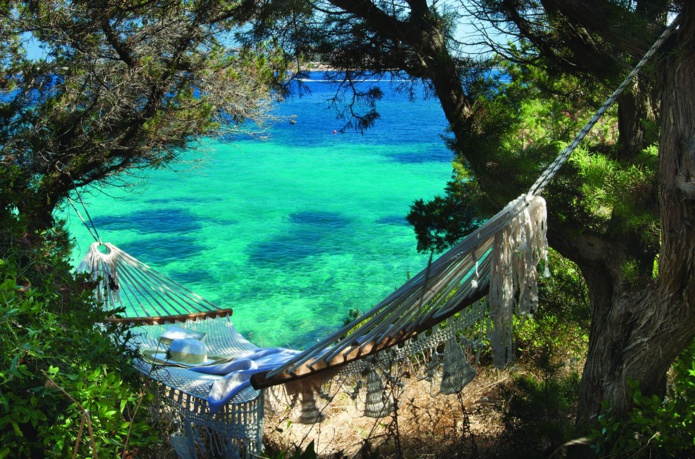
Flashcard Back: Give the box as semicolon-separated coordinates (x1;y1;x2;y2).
261;366;513;458
149;356;582;458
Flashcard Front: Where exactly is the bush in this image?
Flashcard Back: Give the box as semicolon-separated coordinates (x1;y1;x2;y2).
495;249;588;458
499;345;581;458
0;227;160;457
515;249;590;361
590;341;695;458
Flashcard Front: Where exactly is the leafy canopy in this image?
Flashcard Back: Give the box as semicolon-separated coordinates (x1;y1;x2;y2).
1;0;287;231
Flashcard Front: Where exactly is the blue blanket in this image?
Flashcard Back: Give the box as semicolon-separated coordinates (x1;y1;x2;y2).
189;347;301;413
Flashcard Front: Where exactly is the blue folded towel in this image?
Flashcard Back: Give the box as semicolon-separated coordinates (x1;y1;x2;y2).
189;347;301;413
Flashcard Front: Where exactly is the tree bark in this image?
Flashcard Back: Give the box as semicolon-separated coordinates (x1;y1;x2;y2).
616;81;657;162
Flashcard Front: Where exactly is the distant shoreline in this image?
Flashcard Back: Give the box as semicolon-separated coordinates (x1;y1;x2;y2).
300;62;338;72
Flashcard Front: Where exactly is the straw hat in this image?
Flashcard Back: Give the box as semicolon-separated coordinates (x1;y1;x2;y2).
169;338;209;364
143;338;219;366
158;325;206;346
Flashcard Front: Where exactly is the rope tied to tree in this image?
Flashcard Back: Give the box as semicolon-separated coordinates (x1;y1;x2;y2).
528;16;680;196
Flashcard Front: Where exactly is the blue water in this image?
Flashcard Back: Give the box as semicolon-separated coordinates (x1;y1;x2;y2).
64;74;453;349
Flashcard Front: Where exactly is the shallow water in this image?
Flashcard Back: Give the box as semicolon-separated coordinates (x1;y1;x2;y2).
64;75;453;348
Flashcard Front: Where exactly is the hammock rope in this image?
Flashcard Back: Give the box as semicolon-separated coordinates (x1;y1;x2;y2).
67;196;102;245
79;242;232;325
528;16;678;196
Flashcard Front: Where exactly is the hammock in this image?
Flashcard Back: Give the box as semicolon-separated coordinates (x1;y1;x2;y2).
79;193;545;378
76;19;677;459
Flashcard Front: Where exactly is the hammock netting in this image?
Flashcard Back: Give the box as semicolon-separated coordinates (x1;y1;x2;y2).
131;318;264;458
75;19;678;459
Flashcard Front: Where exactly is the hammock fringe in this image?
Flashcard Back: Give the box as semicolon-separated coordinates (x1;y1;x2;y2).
489;195;548;368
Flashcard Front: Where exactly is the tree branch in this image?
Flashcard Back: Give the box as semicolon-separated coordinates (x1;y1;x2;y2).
327;0;420;44
540;0;661;57
100;18;137;68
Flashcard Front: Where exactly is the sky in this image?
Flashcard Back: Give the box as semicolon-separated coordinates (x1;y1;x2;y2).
18;3;503;62
21;32;46;61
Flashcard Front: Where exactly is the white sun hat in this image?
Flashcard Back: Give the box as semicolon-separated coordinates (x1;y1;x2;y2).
169;338;209;364
143;338;219;366
158;325;206;346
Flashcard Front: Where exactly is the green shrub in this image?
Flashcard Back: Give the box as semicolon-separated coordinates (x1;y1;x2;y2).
499;345;581;458
590;341;695;458
0;232;160;458
495;249;588;458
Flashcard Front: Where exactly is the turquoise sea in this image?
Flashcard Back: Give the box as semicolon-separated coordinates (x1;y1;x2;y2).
64;74;453;349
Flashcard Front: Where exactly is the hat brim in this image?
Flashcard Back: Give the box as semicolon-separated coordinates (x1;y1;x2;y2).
140;348;226;367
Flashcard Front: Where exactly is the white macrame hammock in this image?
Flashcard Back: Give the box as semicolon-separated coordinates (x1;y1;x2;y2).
76;20;677;459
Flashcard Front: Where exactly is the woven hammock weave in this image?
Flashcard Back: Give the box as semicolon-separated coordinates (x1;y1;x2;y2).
131;318;260;398
78;247;262;458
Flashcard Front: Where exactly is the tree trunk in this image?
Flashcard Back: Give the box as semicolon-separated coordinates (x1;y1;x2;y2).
616;81;656;162
574;3;695;441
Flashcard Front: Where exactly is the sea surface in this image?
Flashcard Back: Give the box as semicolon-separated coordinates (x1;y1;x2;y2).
64;73;453;349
